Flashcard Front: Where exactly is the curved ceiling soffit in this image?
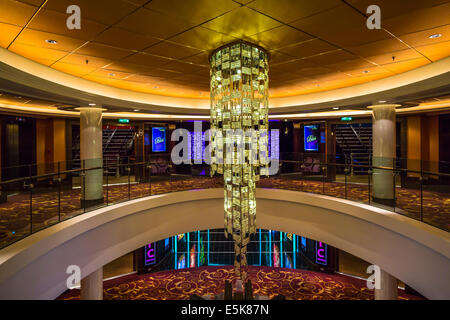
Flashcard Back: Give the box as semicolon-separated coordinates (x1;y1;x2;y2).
0;47;209;115
0;48;449;115
271;57;450;113
0;68;208;116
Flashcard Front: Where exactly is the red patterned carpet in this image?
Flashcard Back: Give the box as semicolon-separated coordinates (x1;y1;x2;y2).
0;177;222;247
257;177;450;230
57;266;422;300
1;176;449;247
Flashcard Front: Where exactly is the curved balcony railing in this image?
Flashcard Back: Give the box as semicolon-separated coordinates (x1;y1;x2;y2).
0;154;449;249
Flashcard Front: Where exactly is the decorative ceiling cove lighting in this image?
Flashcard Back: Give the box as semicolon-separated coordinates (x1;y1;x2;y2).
210;41;269;281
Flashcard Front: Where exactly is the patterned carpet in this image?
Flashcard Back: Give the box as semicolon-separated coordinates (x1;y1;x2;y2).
57;266;422;300
257;177;450;230
0;177;222;247
1;176;448;248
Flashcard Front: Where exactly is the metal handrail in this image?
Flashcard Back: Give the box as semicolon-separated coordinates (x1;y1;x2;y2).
0;159;448;250
2;159;448;186
3;161;448;187
2;154;450;174
0;161;151;186
276;160;450;177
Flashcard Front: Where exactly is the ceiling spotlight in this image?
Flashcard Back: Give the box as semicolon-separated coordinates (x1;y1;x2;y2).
378;100;387;103
333;107;340;110
45;39;58;44
428;34;442;39
363;70;370;74
89;103;96;106
133;109;140;112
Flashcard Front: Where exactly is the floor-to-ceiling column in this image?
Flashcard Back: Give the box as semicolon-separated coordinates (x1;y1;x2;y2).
371;104;398;206
375;268;398;300
80;268;103;300
80;107;103;208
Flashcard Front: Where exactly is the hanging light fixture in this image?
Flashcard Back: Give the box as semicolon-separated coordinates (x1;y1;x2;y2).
209;41;270;281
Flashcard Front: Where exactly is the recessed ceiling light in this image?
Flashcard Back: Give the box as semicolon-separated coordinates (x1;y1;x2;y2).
133;109;140;112
333;107;340;110
378;100;387;103
363;70;370;74
89;103;96;106
108;73;115;77
429;34;442;39
45;39;58;44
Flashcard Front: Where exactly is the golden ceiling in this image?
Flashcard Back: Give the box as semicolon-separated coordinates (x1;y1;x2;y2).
0;0;449;99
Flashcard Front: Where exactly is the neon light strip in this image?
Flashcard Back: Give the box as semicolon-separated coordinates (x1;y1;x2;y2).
187;232;190;268
293;235;296;269
280;232;283;268
269;230;272;267
174;236;177;269
259;229;262;266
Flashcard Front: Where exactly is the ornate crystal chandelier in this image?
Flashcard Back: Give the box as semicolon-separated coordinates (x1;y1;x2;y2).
209;41;269;280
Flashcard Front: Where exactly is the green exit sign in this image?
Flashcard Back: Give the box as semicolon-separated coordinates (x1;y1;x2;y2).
341;117;353;121
118;119;130;124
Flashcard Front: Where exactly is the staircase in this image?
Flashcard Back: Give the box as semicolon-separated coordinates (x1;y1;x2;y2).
71;126;136;173
335;123;372;174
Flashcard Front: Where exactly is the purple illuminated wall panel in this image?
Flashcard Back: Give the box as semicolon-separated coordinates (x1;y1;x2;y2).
188;129;278;163
268;130;280;160
190;131;205;163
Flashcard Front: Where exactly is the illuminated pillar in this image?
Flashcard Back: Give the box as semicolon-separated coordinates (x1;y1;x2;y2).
80;268;103;300
80;107;103;207
371;104;398;206
375;269;398;300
